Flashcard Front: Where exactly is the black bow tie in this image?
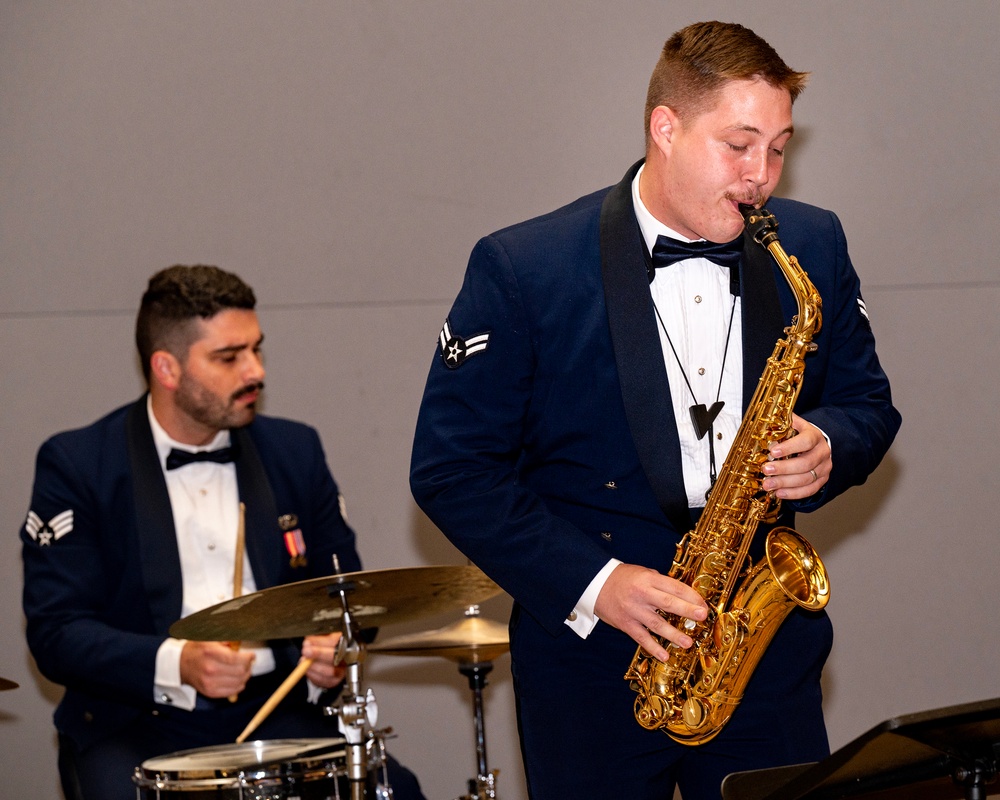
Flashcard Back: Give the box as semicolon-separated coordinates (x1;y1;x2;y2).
647;234;743;293
166;446;236;470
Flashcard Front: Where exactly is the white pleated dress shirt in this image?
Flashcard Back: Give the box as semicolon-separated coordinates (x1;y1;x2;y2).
148;398;275;709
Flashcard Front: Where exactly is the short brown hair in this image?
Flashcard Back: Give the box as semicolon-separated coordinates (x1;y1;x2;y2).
644;21;809;146
135;264;256;382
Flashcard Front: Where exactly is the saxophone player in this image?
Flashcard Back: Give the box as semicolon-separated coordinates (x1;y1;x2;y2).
411;21;901;800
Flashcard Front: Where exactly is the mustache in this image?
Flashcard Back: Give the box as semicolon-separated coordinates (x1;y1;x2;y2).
730;190;767;208
232;381;265;402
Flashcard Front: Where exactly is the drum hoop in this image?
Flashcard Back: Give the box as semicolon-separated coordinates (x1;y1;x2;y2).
132;738;347;790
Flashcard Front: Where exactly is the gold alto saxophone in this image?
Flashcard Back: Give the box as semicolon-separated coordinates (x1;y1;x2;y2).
624;203;831;745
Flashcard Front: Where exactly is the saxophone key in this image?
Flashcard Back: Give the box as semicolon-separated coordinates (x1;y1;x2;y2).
682;698;708;730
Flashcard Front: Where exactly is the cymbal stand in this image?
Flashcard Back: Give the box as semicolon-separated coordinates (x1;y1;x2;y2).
457;660;499;800
323;559;382;800
369;729;395;800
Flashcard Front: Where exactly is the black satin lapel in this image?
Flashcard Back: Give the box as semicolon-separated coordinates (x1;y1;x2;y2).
231;426;282;590
600;162;689;533
126;398;183;634
739;231;786;411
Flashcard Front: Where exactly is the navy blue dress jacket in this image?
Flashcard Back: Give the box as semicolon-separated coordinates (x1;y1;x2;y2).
410;160;901;639
21;397;362;752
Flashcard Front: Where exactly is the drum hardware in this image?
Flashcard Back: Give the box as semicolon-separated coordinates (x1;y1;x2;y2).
370;606;509;800
457;661;499;800
367;731;394;800
167;565;503;799
323;557;382;800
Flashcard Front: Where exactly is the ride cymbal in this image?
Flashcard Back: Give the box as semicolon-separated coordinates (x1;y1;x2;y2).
170;565;502;642
369;614;509;663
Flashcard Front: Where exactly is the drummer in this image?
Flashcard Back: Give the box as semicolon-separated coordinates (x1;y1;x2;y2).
20;265;426;800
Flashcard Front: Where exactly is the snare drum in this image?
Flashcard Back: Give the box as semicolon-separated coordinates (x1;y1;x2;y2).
133;738;350;799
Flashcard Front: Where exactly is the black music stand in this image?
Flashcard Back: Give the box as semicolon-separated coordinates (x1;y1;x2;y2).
722;697;1000;800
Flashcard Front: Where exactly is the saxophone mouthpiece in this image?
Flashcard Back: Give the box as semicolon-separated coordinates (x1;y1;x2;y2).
740;204;780;247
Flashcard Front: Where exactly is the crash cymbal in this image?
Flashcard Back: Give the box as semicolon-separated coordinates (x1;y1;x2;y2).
369;614;509;663
0;677;18;691
170;565;502;642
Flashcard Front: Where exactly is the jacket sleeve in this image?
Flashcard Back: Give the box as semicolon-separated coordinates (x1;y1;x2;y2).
791;208;901;511
21;436;162;704
410;236;613;636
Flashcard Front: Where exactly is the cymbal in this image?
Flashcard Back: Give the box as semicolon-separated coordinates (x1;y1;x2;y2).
170;565;502;642
369;615;509;663
0;677;18;691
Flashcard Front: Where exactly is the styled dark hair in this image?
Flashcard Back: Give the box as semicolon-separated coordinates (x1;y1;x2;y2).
644;21;809;147
135;264;256;382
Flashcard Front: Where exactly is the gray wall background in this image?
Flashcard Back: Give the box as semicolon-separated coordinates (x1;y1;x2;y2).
2;2;998;799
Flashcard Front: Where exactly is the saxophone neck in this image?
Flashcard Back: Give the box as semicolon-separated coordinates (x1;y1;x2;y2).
740;204;822;339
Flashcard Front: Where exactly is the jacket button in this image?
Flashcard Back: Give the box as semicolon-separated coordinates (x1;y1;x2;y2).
83;711;94;723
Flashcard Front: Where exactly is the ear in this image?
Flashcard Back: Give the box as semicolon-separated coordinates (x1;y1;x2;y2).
150;350;182;391
648;105;680;155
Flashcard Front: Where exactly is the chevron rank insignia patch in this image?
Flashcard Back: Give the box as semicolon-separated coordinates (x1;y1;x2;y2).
439;318;490;369
25;509;74;546
857;295;872;331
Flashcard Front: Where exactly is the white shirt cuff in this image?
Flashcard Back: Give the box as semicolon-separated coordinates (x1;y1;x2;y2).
564;558;622;638
154;638;198;710
306;677;324;704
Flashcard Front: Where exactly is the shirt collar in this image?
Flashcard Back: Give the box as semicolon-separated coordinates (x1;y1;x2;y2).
147;395;231;471
631;163;699;254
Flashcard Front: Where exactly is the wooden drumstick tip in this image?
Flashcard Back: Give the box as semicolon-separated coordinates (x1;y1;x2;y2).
228;501;247;703
235;657;315;744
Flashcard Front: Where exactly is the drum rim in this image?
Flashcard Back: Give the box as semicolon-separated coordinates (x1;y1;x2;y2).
133;737;348;789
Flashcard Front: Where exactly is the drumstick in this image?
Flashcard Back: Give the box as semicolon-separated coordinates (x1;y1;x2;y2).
235;657;315;743
228;502;246;703
232;502;245;599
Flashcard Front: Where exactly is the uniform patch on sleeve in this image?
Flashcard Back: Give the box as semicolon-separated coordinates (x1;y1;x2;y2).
857;295;873;331
25;509;74;546
439;318;490;369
